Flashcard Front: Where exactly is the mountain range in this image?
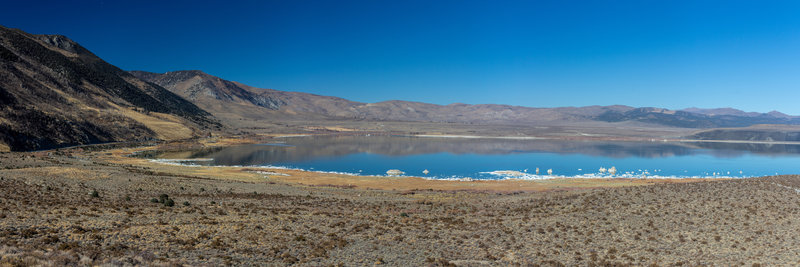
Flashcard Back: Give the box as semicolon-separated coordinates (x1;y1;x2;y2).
2;25;800;151
130;69;800;128
130;69;800;130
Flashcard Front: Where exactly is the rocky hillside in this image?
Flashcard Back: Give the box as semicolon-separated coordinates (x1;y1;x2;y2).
129;70;285;110
0;26;216;151
130;70;366;122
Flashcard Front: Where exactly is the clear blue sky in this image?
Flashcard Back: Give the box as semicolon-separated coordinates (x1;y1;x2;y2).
3;0;800;114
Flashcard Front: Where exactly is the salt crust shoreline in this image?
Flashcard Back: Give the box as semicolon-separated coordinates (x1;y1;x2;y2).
149;159;745;181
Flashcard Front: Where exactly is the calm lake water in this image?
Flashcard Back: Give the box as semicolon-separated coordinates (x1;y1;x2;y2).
155;135;800;179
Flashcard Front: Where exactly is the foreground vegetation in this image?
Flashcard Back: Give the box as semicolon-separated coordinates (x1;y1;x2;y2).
1;145;800;266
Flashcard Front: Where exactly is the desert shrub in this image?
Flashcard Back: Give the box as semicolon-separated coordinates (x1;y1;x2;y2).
183;201;190;206
150;194;176;207
90;190;99;198
58;241;80;250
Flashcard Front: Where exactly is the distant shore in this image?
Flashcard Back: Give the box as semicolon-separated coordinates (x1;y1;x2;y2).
413;134;543;140
412;133;800;145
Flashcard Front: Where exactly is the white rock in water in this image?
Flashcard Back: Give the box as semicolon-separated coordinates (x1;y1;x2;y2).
422;169;429;175
386;169;405;176
488;170;526;177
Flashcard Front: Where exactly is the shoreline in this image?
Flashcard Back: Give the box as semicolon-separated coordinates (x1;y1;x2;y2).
149;159;748;181
94;136;730;193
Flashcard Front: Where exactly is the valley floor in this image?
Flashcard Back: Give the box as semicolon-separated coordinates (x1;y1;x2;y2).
1;138;800;266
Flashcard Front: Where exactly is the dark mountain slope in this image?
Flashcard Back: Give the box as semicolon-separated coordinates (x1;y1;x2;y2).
0;26;215;151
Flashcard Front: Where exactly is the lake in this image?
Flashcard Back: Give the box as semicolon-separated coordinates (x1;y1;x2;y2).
153;135;800;179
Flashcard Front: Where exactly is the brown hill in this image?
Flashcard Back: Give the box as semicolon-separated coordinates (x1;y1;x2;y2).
0;26;216;151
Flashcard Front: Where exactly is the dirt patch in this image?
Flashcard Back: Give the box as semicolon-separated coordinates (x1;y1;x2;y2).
6;166;110;181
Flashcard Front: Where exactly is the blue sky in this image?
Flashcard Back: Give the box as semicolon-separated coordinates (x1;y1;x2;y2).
3;0;800;114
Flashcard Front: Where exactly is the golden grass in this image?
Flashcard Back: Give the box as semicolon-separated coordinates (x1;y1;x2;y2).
44;82;196;142
104;147;268;183
117;109;194;140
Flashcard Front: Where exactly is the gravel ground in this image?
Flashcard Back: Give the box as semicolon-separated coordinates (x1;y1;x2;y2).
1;149;800;266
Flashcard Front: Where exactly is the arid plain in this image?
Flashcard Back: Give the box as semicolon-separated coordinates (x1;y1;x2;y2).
1;136;800;266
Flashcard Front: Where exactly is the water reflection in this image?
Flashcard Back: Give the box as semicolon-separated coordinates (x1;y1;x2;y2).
159;135;800;167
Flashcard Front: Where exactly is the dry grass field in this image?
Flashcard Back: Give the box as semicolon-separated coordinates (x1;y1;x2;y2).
1;140;800;266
